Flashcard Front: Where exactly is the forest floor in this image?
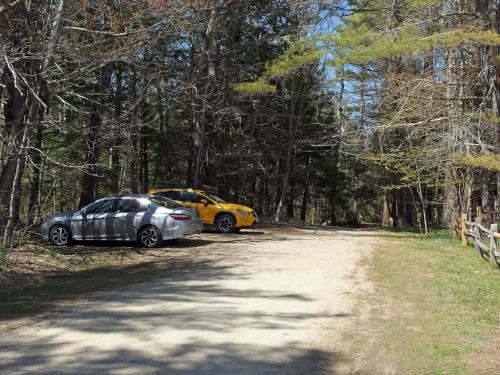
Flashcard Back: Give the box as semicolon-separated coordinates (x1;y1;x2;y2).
0;226;498;374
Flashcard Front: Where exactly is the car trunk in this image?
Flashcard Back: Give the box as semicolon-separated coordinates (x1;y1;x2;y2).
173;206;199;218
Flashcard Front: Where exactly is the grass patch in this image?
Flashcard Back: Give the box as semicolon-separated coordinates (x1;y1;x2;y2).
367;230;499;374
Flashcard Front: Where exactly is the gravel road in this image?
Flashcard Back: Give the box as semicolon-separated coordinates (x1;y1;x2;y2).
0;227;373;375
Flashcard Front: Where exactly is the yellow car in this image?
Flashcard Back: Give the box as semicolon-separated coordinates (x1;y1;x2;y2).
147;188;257;233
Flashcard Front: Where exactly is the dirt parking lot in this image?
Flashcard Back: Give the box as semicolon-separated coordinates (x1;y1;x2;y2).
0;227;376;375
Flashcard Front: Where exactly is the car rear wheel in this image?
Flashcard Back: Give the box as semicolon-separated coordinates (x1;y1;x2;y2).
216;214;235;234
138;225;162;248
50;225;71;246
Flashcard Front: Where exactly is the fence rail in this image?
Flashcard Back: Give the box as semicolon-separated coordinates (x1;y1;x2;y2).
452;213;499;268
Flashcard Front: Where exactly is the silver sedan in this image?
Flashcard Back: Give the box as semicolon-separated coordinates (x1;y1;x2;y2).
41;195;203;247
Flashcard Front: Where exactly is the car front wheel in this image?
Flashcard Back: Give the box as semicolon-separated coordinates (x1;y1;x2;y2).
50;224;71;246
138;225;162;248
216;214;236;234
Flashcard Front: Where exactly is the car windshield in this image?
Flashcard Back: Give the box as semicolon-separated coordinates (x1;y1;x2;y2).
151;196;183;209
202;191;226;203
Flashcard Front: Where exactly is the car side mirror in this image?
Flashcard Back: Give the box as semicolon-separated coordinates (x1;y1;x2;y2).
80;209;86;216
200;199;209;206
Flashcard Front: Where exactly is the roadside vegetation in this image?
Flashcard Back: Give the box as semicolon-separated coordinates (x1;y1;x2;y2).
357;230;500;375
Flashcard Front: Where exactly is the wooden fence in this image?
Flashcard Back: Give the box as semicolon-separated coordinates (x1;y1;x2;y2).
452;213;499;268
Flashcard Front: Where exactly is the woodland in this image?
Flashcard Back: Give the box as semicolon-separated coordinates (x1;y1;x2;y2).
0;0;499;248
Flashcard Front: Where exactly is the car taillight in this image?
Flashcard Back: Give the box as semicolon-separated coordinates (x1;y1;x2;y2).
170;214;191;221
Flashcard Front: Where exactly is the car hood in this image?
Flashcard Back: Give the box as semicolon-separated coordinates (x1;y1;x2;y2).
218;203;253;212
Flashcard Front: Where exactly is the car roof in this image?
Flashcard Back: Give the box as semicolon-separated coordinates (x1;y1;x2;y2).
149;188;203;193
107;194;158;199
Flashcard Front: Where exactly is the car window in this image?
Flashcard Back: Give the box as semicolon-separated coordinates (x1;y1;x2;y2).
151;196;183;209
117;199;148;213
202;191;225;203
180;192;202;203
159;191;180;200
85;199;117;214
83;201;100;214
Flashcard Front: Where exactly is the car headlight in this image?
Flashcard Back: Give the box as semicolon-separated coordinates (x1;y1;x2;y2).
237;209;250;215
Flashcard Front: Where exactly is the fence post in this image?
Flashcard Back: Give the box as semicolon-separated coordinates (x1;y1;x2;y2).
474;217;481;254
490;223;498;266
452;212;459;239
461;213;467;246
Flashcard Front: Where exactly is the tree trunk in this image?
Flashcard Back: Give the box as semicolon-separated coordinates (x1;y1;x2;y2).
141;134;149;193
191;10;216;188
0;69;27;217
4;0;64;234
3;126;28;247
154;82;169;185
461;179;472;219
480;170;492;226
26;116;44;226
78;64;112;208
191;115;206;188
441;170;455;228
416;183;428;234
328;187;336;225
300;157;311;222
131;131;139;194
110;64;122;193
382;194;392;226
287;184;294;219
493;4;500;218
274;84;296;222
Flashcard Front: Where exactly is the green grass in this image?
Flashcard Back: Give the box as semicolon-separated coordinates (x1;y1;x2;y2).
368;229;499;375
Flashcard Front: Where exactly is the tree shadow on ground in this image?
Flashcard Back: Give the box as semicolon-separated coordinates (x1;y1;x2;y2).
0;246;316;322
61;236;216;254
0;339;344;374
0;256;197;321
1;227;358;324
0;248;353;374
